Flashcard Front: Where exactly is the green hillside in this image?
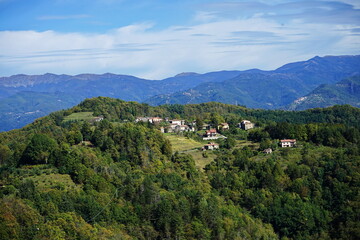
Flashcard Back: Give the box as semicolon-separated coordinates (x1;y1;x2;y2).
0;98;359;239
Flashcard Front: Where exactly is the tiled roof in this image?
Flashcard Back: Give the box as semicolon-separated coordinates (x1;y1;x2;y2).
281;139;296;143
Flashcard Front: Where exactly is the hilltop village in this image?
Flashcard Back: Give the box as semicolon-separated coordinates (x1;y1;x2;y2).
135;116;296;153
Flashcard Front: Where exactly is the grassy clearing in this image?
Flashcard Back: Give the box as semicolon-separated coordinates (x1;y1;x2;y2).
235;140;259;150
164;133;216;170
63;112;94;122
26;173;80;192
188;150;216;170
165;134;204;152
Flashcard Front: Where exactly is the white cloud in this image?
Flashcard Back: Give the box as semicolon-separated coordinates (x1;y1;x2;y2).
0;13;359;79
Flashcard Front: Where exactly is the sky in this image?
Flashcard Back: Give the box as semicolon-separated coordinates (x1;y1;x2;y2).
0;0;359;79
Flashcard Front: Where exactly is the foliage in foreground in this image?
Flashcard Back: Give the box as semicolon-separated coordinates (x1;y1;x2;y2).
0;97;359;239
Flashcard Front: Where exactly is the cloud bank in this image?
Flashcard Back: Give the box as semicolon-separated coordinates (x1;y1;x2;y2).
0;0;359;79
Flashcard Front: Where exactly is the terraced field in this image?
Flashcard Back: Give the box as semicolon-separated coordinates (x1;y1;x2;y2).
164;133;216;170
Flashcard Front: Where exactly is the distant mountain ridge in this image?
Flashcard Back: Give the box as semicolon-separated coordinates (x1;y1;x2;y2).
0;55;359;131
0;70;243;131
145;55;360;108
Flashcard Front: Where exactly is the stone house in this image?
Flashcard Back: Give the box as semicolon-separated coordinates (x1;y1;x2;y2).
239;120;254;130
263;148;273;154
218;123;229;130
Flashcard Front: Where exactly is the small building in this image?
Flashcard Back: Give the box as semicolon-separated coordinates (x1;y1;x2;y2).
263;148;273;154
175;125;191;132
202;124;211;130
189;125;196;132
239;120;254;130
160;127;165;133
280;139;296;148
205;129;217;137
169;119;185;125
149;117;163;124
136;117;163;124
94;116;104;122
203;128;221;140
89;116;104;123
135;117;149;123
203;142;219;150
170;123;179;130
218;123;229;130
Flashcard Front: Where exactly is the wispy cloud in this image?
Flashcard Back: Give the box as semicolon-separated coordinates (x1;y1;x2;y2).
37;14;90;20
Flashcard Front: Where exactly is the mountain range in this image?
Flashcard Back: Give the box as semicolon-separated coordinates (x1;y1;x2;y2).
146;55;360;107
0;55;359;131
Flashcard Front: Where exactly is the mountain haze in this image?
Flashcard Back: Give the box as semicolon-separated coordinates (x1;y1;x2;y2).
0;55;359;131
146;55;360;108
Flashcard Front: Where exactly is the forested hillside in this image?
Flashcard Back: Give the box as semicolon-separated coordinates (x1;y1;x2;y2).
0;97;359;239
288;76;360;110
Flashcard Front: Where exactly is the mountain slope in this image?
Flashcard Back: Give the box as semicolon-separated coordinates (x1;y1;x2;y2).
0;91;80;132
275;55;360;87
146;55;360;108
0;71;242;101
145;72;307;108
287;75;360;110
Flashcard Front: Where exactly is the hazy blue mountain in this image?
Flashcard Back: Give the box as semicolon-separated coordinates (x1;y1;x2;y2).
0;71;241;131
0;73;159;102
275;55;360;87
145;72;309;108
1;55;360;131
0;91;80;132
146;55;360;108
287;75;360;110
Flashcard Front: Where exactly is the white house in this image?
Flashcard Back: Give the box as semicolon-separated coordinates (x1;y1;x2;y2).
280;139;296;148
203;142;219;150
169;119;185;125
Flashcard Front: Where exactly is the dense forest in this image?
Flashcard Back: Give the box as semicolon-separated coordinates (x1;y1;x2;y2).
0;97;359;239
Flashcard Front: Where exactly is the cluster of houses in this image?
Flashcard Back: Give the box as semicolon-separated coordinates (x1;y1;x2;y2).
135;117;195;133
135;117;163;124
135;116;297;152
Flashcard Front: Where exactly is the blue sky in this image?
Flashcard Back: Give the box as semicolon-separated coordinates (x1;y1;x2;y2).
0;0;359;78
